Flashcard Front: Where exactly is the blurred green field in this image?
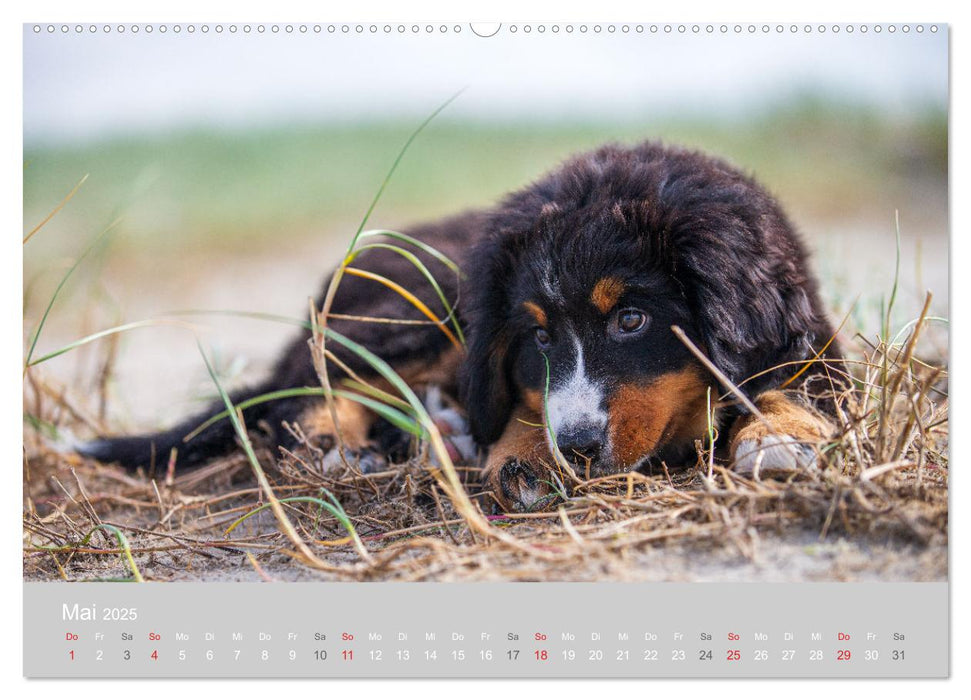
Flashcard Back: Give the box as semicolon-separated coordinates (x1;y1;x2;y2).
24;98;946;262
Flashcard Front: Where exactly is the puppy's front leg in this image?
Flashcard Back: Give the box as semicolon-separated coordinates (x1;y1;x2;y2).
481;407;557;513
729;390;835;476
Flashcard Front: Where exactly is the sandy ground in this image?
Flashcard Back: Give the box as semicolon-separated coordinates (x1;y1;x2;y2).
22;533;948;584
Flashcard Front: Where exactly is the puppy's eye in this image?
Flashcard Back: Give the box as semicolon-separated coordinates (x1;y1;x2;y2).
534;327;552;349
613;308;648;336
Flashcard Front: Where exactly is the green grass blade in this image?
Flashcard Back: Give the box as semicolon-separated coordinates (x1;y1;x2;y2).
342;266;462;349
78;524;144;582
358;229;463;276
184;385;424;448
333;390;427;439
885;210;902;338
348;241;465;345
197;340;264;468
23;172;89;245
183;387;329;441
196;339;372;563
26;319;192;367
225;496;355;538
319;486;349;515
877;212;904;457
25;217;122;367
31;527;146;581
166;309;312;329
346;89;464;253
24;413;61;440
324;328;431;421
339;378;415;414
26;309;314;368
313;91;464;462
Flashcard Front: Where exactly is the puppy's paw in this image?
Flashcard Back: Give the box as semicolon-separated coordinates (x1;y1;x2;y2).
729;391;833;478
491;458;557;514
320;446;387;475
731;435;819;477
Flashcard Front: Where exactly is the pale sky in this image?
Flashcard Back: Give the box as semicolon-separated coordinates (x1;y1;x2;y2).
24;23;948;145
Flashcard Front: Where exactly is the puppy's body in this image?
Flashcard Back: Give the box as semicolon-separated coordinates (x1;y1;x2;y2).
80;212;475;469
80;141;843;512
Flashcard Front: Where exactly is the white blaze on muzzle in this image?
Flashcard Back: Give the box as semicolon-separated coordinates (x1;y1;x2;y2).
545;335;608;440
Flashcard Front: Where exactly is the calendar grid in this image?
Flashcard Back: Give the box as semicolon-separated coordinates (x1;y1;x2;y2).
24;582;948;678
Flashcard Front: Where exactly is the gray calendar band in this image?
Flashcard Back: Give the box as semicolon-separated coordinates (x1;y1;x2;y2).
23;582;948;678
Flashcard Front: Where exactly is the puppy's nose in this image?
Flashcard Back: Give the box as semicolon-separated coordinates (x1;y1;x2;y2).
556;425;604;462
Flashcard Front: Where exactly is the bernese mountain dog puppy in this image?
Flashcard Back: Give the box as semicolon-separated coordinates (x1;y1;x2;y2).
79;141;843;513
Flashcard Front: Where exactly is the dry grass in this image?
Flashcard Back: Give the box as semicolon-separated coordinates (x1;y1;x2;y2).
22;309;948;583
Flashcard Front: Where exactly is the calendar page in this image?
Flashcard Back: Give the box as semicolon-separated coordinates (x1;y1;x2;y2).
21;20;949;679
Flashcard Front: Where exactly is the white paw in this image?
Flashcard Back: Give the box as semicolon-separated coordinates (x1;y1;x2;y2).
320;447;386;474
732;435;819;476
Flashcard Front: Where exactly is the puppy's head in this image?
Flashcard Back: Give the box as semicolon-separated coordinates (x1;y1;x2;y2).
460;142;818;475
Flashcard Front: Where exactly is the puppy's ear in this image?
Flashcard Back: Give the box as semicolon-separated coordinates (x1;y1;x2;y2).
673;221;817;396
459;234;523;446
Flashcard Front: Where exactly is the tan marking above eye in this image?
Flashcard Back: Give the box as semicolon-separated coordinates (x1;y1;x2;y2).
590;276;626;314
523;301;547;327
